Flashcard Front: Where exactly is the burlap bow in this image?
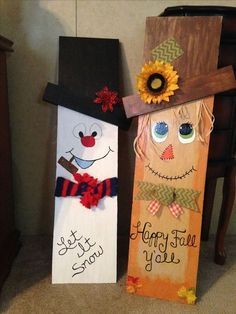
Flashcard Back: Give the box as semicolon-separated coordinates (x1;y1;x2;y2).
136;181;200;218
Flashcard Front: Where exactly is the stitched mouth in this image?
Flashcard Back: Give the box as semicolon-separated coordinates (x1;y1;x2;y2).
67;146;114;169
145;163;197;181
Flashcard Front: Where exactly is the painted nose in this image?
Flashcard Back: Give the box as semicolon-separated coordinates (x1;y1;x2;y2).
81;135;95;147
160;144;174;160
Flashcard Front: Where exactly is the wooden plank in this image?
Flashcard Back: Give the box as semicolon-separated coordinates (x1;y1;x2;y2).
126;16;223;303
143;16;222;77
51;37;119;283
43;82;131;129
123;66;236;118
52;107;118;283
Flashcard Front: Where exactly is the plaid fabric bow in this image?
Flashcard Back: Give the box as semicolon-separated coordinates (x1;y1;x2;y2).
136;181;200;218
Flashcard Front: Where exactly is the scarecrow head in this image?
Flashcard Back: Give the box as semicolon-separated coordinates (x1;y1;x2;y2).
134;99;214;182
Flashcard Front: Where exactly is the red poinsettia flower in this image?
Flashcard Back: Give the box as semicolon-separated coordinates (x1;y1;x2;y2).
73;173;97;187
73;173;104;209
94;86;120;112
80;189;102;209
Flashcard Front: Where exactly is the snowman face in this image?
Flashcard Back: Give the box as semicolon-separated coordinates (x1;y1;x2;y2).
145;103;199;181
57;107;117;174
68;121;113;169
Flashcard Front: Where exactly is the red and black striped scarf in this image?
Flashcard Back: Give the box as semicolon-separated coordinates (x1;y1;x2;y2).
55;172;118;209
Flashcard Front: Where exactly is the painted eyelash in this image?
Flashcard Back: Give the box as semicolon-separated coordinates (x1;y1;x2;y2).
178;121;195;131
180;121;193;125
156;120;167;124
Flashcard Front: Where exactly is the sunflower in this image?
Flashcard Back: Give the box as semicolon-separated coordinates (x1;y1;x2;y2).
136;60;179;104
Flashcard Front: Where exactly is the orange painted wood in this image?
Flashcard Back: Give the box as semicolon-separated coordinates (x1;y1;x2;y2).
126;16;223;304
123;66;236;118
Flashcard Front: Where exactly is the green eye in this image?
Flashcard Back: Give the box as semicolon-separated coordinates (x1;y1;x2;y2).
178;123;195;144
152;122;168;143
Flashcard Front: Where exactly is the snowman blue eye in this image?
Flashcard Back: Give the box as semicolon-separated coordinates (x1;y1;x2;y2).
152;121;169;143
178;122;195;144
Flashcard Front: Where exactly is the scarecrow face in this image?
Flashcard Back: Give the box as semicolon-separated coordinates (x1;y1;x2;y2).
145;103;199;181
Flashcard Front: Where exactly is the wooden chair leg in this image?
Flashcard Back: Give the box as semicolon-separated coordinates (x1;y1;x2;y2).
215;165;236;265
201;178;217;241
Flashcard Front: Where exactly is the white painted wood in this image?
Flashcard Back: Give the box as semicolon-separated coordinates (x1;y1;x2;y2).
52;106;118;283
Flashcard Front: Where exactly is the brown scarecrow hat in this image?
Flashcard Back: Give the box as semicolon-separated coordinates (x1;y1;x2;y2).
122;20;236;118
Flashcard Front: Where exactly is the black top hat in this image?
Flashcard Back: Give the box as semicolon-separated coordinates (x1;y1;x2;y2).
43;36;131;130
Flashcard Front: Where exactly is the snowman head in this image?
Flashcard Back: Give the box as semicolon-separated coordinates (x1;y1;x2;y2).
69;118;114;169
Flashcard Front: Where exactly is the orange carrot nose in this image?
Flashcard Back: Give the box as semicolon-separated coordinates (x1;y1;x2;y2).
160;144;174;160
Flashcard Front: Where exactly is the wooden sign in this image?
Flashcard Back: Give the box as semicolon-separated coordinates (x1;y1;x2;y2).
123;65;236;118
43;37;123;283
52;107;118;283
125;16;224;303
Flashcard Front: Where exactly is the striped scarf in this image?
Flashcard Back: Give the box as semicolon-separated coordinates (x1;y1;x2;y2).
55;172;118;209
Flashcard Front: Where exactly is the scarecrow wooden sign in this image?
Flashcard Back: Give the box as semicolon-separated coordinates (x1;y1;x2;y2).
123;17;236;303
43;37;130;283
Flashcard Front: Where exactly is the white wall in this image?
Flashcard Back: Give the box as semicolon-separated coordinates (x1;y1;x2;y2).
0;0;236;235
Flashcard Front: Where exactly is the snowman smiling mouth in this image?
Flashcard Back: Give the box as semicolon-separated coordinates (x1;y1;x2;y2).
67;147;114;169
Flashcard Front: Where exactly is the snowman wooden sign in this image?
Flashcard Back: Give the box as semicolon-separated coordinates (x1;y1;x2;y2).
43;37;130;283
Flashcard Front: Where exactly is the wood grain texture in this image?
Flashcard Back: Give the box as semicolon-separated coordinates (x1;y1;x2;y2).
53;108;118;283
161;8;236;266
123;66;236;118
51;37;119;283
126;16;222;303
144;16;222;77
57;156;78;174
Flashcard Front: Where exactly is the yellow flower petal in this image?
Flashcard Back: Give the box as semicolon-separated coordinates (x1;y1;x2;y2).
177;286;197;304
136;60;179;105
186;291;197;304
177;286;187;298
127;285;136;293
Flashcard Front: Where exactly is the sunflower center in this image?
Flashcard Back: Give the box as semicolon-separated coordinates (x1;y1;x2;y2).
147;73;166;94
